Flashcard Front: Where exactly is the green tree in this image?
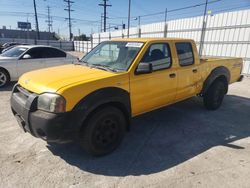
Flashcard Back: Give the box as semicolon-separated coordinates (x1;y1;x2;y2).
74;34;90;41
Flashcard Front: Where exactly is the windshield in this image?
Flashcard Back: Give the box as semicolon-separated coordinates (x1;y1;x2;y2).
1;46;28;57
80;41;144;72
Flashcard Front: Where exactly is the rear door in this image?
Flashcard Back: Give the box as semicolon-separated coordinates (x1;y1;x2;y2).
175;42;200;100
42;47;68;68
130;42;178;116
17;47;45;77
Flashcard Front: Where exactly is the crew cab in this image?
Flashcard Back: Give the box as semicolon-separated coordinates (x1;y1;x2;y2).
10;38;243;156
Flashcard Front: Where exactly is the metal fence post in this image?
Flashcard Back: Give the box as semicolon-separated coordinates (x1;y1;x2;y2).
199;0;208;56
138;16;141;38
98;34;101;43
90;34;93;50
164;8;168;38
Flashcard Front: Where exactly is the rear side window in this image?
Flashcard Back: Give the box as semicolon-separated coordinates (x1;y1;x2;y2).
141;43;172;71
176;42;194;66
42;47;66;58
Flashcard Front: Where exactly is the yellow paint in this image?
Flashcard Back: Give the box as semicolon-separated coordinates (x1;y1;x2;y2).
18;38;243;116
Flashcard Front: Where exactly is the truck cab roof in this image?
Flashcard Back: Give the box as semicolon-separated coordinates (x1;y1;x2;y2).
111;38;194;43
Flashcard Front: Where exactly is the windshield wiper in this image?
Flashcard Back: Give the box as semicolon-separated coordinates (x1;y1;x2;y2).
74;60;90;66
91;64;119;72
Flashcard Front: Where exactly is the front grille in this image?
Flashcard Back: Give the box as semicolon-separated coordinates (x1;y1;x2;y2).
16;85;32;98
12;84;36;109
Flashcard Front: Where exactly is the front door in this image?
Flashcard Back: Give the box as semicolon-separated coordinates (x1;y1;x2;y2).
130;43;177;116
17;47;45;77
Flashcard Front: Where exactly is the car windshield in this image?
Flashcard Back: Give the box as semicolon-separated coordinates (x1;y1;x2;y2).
80;41;144;72
1;46;28;57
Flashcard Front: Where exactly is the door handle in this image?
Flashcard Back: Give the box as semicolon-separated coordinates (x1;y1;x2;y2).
169;73;176;78
192;69;198;73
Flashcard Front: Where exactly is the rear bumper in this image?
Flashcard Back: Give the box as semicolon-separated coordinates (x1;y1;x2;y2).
10;84;74;143
237;75;244;82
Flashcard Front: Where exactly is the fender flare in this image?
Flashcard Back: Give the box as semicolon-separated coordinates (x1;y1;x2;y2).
71;87;131;133
200;66;230;95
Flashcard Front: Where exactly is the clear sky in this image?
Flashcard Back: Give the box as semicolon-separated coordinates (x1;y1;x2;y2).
0;0;249;39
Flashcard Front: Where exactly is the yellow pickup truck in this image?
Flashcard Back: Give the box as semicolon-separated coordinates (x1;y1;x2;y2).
11;38;243;156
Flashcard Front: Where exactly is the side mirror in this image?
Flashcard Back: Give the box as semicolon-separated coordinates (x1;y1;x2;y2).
135;62;153;75
22;54;31;59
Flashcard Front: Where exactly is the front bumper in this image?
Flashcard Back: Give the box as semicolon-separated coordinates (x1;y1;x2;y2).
10;84;74;143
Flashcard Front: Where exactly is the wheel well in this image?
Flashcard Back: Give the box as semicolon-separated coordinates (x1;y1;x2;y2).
79;102;131;134
0;67;10;79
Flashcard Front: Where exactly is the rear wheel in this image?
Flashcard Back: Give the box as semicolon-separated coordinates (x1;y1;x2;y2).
0;69;10;88
80;106;126;156
203;80;226;110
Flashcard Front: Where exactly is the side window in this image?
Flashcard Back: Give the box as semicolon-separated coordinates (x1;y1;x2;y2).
176;42;194;66
25;47;43;59
141;43;172;71
42;48;66;58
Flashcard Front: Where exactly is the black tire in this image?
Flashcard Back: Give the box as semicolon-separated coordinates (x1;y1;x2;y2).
203;80;226;110
80;106;126;156
0;69;10;88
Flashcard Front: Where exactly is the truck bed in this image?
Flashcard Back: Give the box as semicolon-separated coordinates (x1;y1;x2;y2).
200;57;243;84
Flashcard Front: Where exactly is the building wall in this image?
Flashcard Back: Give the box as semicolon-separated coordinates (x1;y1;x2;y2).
0;29;57;40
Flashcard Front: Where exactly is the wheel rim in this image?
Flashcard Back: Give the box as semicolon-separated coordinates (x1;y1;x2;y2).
0;72;7;87
93;116;119;149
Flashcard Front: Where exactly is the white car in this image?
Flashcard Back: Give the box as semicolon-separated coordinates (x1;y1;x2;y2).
0;45;77;87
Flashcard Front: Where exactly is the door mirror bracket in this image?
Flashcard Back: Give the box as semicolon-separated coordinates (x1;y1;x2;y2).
22;54;31;59
135;62;153;75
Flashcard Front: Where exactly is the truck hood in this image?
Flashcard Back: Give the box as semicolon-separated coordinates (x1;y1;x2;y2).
18;64;117;94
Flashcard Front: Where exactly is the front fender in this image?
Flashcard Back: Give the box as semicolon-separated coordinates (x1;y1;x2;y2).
0;59;18;81
71;87;131;132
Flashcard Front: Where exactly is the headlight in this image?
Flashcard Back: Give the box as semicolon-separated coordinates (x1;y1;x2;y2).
37;93;66;113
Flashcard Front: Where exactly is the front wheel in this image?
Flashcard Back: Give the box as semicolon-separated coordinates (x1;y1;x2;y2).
80;106;126;156
0;69;10;88
203;80;226;110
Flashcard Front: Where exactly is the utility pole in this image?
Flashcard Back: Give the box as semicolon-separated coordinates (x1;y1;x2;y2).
33;0;40;39
199;0;208;56
99;0;112;32
100;13;104;32
127;0;131;38
64;0;74;41
45;6;52;33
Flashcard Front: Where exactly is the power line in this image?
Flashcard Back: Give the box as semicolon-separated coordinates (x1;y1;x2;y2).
99;0;112;32
64;0;74;40
0;11;101;24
